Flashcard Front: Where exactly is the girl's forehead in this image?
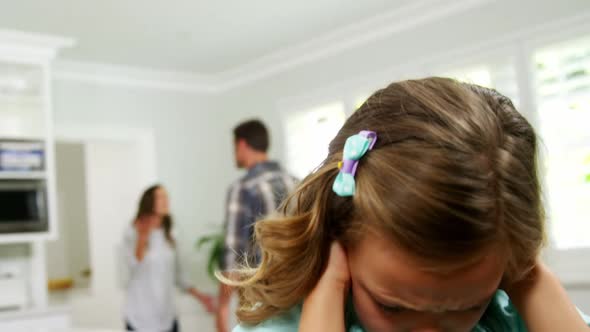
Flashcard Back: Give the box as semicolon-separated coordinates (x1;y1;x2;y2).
349;233;505;310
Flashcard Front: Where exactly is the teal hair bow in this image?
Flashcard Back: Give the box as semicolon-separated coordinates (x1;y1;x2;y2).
332;130;377;197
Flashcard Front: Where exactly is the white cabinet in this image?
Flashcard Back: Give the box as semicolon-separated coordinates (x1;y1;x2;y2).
0;278;28;309
0;31;72;243
0;61;45;140
0;30;73;326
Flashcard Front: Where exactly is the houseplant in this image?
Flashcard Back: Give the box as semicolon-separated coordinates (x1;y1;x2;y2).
196;232;224;282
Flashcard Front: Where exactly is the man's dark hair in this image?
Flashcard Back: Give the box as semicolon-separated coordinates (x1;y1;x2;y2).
233;119;269;152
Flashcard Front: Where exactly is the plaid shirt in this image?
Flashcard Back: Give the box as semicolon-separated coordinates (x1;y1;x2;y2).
221;161;297;270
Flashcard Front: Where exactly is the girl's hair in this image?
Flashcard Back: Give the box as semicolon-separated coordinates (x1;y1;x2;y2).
225;77;544;324
135;184;175;246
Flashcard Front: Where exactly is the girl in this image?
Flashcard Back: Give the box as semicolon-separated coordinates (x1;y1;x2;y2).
123;185;215;332
225;78;590;331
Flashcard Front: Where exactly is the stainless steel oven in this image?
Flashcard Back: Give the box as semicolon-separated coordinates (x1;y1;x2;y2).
0;180;48;233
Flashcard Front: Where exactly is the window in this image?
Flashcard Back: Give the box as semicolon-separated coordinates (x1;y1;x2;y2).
441;60;520;107
354;95;370;110
534;36;590;249
284;102;346;179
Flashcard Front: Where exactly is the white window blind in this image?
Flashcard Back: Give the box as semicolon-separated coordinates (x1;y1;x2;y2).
284;102;346;179
534;36;590;249
441;60;520;107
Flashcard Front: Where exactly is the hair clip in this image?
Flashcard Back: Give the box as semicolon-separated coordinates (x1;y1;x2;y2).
332;130;377;197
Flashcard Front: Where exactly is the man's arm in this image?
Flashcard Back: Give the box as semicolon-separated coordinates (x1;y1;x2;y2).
218;183;253;332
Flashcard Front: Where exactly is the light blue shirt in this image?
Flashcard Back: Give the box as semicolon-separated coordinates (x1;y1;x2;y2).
233;290;590;332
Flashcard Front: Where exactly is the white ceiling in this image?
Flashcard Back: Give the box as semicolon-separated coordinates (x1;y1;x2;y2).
0;0;414;74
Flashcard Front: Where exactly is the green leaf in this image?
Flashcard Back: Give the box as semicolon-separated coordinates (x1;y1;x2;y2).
206;240;224;281
586;173;590;183
196;234;220;249
196;232;224;282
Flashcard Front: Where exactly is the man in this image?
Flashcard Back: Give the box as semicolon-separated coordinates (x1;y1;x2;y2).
217;119;297;332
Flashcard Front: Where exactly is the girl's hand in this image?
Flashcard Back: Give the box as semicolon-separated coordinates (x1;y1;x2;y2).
321;241;351;291
300;242;350;332
506;260;589;331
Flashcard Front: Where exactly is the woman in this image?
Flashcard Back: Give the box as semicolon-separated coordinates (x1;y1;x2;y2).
124;184;215;332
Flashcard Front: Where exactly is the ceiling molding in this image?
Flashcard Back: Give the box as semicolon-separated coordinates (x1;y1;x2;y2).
53;60;218;94
53;0;494;93
214;0;494;90
0;29;74;60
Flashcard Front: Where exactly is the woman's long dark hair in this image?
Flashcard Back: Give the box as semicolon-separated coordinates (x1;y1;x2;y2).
135;184;175;246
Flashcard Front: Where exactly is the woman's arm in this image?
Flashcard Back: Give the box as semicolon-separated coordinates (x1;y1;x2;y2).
120;222;150;287
135;234;149;261
134;215;152;261
299;242;350;332
508;262;589;331
174;253;217;313
188;287;216;313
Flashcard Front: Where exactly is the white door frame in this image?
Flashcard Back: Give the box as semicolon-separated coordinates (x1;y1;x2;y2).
53;124;158;292
54;124;157;182
51;124;159;330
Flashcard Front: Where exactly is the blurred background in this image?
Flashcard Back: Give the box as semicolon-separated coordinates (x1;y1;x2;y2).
0;0;588;331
